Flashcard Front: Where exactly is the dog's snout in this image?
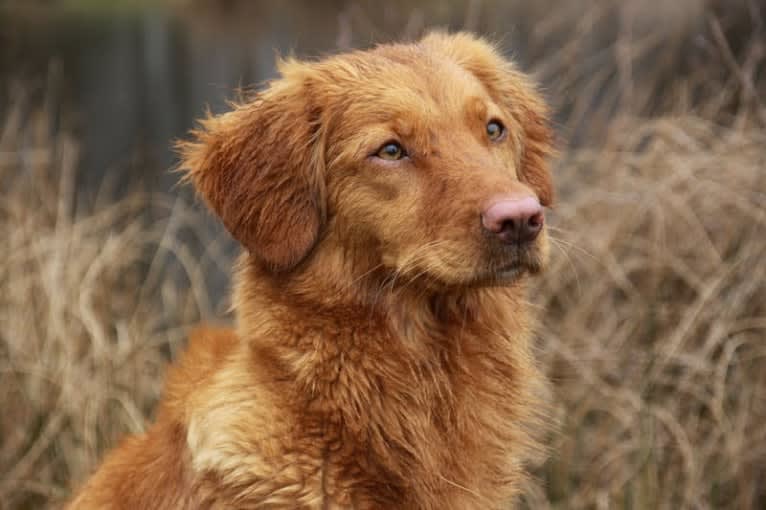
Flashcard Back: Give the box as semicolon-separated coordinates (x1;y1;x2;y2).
481;196;544;244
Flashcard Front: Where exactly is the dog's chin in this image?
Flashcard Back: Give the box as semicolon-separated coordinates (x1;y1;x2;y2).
470;250;546;287
492;263;530;283
476;261;540;287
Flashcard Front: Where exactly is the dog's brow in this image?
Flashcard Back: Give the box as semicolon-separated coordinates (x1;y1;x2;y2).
465;97;489;121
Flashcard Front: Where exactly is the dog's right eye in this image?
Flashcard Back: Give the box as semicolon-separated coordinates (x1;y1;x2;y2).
376;142;406;161
486;119;506;141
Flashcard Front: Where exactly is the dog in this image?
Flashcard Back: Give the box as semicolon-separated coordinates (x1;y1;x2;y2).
67;31;554;509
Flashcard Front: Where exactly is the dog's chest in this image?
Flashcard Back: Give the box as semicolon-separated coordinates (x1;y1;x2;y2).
294;348;518;507
190;315;529;509
294;423;474;509
191;411;505;510
308;417;511;510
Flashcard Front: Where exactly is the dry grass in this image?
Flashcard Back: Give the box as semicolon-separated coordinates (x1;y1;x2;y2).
526;117;766;509
0;97;231;509
1;1;766;509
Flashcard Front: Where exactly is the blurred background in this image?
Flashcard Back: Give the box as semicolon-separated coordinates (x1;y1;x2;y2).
1;1;765;508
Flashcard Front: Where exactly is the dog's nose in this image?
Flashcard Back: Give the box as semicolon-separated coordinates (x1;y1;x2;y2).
481;196;544;244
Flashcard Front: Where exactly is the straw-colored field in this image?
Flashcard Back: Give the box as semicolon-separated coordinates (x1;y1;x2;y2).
1;1;765;508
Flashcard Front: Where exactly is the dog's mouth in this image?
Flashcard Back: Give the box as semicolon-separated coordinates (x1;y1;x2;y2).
494;262;526;280
492;259;540;281
475;250;544;286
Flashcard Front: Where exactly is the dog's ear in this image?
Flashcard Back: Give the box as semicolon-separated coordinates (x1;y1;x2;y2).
421;32;555;206
178;62;326;271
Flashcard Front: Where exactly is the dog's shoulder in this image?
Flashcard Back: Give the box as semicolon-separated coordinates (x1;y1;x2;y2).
159;324;239;419
66;327;239;509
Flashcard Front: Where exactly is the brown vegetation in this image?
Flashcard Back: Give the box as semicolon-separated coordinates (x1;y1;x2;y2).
529;117;766;509
0;96;226;509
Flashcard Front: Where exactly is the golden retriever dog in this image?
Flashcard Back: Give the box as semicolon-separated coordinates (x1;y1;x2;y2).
67;32;554;509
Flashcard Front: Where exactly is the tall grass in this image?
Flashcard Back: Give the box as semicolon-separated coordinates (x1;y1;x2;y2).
0;95;230;509
528;117;766;509
1;1;765;509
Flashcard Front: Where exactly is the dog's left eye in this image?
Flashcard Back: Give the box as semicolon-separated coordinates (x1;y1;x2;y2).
486;120;506;141
376;142;406;161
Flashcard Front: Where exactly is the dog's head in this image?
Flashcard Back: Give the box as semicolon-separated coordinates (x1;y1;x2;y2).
180;32;554;288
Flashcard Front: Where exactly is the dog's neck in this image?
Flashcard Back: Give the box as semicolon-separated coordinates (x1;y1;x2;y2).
230;248;543;503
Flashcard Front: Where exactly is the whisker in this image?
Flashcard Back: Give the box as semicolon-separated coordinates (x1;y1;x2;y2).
548;236;583;296
547;233;597;261
436;474;484;500
346;262;386;289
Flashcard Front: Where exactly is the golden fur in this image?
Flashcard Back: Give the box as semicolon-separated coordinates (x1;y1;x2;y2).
67;32;555;509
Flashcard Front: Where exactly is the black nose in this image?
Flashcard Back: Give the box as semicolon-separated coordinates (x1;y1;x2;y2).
481;196;544;244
